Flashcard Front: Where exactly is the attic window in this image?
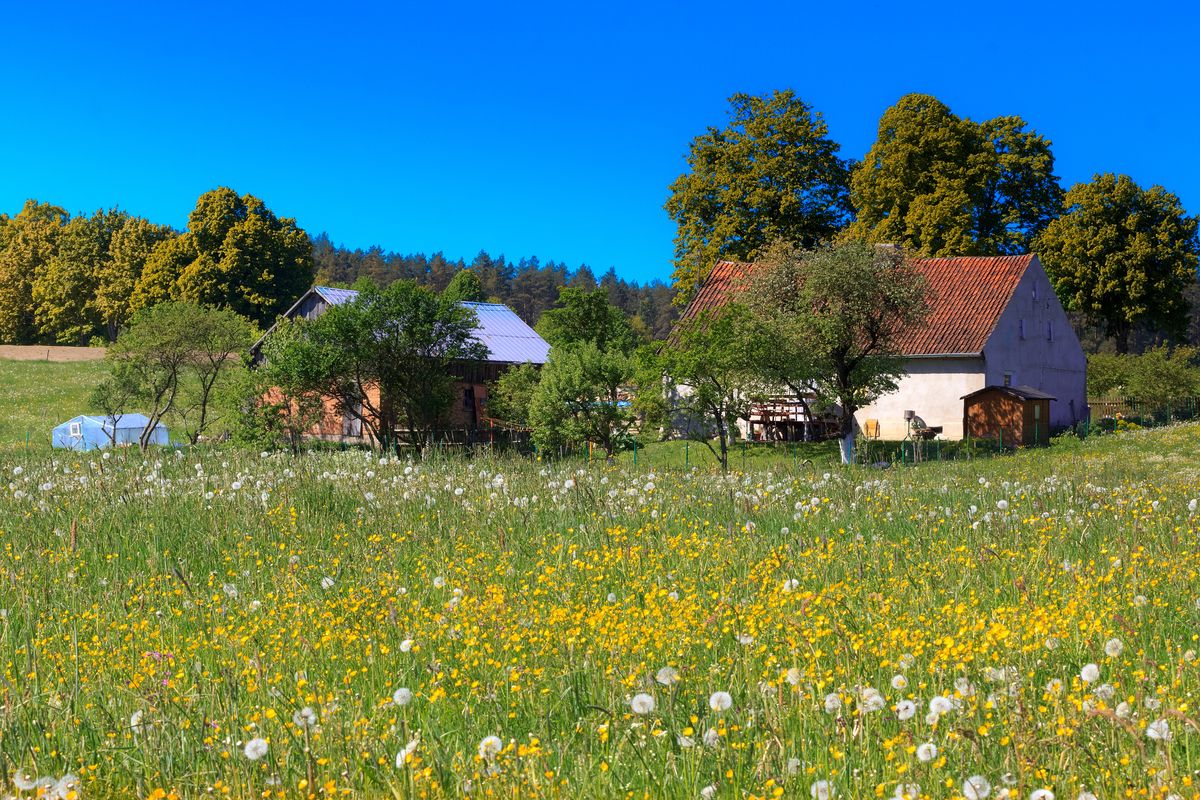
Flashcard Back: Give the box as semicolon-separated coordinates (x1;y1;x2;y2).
1047;321;1054;341
1019;319;1026;340
1032;282;1039;301
68;421;82;437
1003;372;1013;387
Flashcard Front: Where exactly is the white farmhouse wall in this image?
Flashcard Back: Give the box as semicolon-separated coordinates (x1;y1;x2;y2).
981;258;1088;430
854;358;985;440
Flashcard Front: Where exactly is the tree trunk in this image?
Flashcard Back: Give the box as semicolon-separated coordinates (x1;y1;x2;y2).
839;410;856;465
1114;325;1131;354
717;415;729;472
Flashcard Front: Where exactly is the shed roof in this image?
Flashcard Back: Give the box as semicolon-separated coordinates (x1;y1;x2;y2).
259;287;550;364
678;254;1036;357
961;385;1056;402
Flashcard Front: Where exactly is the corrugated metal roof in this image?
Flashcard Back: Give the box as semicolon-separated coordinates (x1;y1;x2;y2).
313;286;360;306
676;255;1034;357
462;301;551;364
303;288;549;364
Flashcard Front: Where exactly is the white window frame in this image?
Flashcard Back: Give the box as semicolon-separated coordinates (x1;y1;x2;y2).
68;421;82;437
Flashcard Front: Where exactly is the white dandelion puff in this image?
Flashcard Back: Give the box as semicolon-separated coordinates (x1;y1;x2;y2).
243;737;269;760
708;691;733;712
478;735;503;759
630;693;655;714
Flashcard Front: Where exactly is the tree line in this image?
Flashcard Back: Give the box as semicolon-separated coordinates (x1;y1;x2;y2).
0;190;678;347
667;91;1200;354
313;235;678;339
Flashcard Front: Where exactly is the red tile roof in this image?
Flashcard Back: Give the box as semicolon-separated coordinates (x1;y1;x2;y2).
678;254;1035;356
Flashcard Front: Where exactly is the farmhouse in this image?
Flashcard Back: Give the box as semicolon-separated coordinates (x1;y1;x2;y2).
252;286;550;441
678;254;1087;440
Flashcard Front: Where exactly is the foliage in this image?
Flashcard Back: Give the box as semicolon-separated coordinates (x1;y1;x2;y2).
1085;352;1129;397
1035;173;1200;353
657;306;767;470
535;286;639;354
665;90;851;303
31;208;130;344
314;237;681;339
441;268;487;303
284;280;488;449
131;188;313;327
487;362;540;427
228;320;326;454
847;94;1063;256
529;342;637;457
0;200;68;343
95;216;174;340
103;302;255;448
741;241;931;463
1087;346;1200;401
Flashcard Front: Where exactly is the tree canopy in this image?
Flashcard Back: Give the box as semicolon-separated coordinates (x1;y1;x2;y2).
665;90;851;303
739;240;930;463
1035;173;1199;353
132;188;313;326
847;94;1063;256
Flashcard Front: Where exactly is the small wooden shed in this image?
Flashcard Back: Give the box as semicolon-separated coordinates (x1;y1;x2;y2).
961;385;1055;448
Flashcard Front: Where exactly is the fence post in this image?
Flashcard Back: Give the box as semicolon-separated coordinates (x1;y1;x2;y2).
633;440;638;466
684;441;689;468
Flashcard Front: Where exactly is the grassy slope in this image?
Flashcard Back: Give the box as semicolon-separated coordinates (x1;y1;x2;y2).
0;358;107;450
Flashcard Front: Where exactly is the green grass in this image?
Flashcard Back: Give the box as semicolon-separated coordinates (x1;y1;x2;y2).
2;425;1200;798
0;358;107;450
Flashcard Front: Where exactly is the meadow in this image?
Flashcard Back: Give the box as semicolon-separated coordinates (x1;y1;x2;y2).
2;425;1200;799
0;359;108;451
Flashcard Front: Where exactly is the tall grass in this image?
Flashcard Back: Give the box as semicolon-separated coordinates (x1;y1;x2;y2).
0;426;1199;798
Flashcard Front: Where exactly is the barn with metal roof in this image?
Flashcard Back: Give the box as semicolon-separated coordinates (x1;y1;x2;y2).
252;286;550;443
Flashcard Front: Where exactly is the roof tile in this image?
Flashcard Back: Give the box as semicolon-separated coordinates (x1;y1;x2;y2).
677;255;1034;356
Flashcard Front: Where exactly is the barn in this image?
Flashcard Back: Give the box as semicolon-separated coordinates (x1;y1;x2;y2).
676;253;1087;441
252;286;551;442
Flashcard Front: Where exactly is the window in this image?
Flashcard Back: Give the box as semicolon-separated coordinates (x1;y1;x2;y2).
1047;321;1054;341
1019;319;1026;340
1032;282;1039;301
1003;372;1013;387
68;421;82;437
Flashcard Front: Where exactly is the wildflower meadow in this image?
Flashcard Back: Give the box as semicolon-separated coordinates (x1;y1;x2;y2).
3;426;1200;799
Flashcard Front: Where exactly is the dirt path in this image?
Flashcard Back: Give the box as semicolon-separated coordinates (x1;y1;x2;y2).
0;345;106;362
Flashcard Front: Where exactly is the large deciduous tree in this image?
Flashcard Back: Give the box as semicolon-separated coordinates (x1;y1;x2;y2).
0;200;68;344
1034;173;1199;353
665;90;851;304
95;216;174;341
32;208;129;344
847;94;1062;256
740;241;930;464
131;188;313;326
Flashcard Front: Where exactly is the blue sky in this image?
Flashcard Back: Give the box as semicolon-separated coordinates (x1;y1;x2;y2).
2;1;1196;283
